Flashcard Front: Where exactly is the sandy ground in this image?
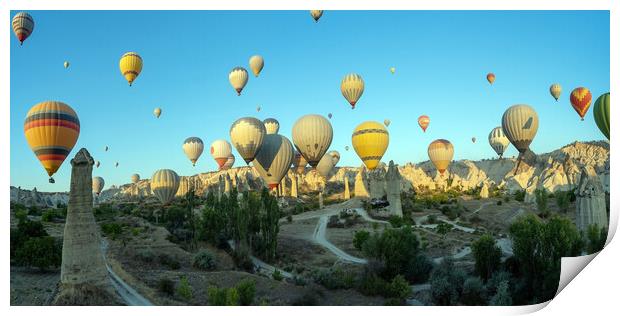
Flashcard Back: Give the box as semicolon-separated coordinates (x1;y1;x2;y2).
10;267;59;306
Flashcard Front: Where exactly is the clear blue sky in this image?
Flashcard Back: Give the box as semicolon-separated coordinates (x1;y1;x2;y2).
10;10;609;192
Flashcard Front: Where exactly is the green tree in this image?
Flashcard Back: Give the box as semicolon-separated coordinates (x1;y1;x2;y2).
461;277;487;305
14;236;62;270
535;189;549;217
586;224;607;254
353;230;370;251
555;191;571;213
236;278;256;306
490;280;512;306
176;276;192;302
471;234;502;281
429;257;465;305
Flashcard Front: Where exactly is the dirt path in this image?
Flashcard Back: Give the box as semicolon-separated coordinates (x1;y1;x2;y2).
101;239;153;306
312;216;368;264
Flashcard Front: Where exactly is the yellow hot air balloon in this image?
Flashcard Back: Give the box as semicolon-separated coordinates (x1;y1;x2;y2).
310;10;323;22
316;153;335;179
151;169;180;204
292;150;308;174
24;101;80;183
182;137;204;166
12;12;34;45
341;73;365;109
501;104;539;154
119;52;143;86
230;117;266;164
428;139;454;176
249;55;264;77
131;174;140;184
229;67;249;96
488;127;510;158
263;118;280;134
352;121;389;170
210;139;232;169
292;114;333;168
252;134;294;189
390;67;396;74
549;83;562;101
153;107;161;118
92;177;105;196
64;61;70;69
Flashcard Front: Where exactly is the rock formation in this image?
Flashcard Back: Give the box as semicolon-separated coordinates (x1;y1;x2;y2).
280;178;287;197
575;166;608;232
224;174;231;196
479;182;489;198
290;174;298;198
343;176;351;200
385;161;403;217
354;169;369;198
55;148;114;304
318;192;324;209
367;167;387;199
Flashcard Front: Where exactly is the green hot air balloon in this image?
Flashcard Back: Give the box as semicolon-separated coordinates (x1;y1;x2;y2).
593;93;610;140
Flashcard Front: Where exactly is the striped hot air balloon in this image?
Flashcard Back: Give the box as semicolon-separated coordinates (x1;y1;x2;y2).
352;121;389;170
501;104;539;154
210;139;232;169
252;134;294;189
230;117;266;164
310;10;323;22
341;73;365;109
549;83;562;101
12;12;34;45
418;115;430;132
249;55;264;77
488;127;510;158
92;177;105;196
119;52;143;86
131;174;140;184
229;67;249;96
570;87;593;121
292;114;333;168
263;118;280;134
486;73;495;85
151;169;180;204
24;101;80;183
292;150;308;174
316;153;336;179
428;139;454;176
183;137;204;166
593;93;610;140
222;154;235;170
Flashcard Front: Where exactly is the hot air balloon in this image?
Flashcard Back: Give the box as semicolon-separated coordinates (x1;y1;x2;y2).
486;73;495;85
418;115;430;132
292;114;333;168
310;10;323;22
252;134;294;189
230;117;266;164
488;127;510;158
328;113;332;119
501;104;539;154
210;139;232;169
549;83;562;101
92;177;105;196
292;150;308;174
471;137;476;143
263;118;280;134
328;150;340;166
316;153;335;179
384;119;391;127
151;169;180;204
95;161;100;168
428;139;454;176
183;137;204;166
352;121;389;170
222;154;235;170
249;55;264;77
341;74;364;109
104;146;109;152
12;12;34;45
593;93;610;140
256;105;261;112
119;52;143;86
229;67;248;96
153;107;161;118
345;146;349;151
24;101;80;183
570;87;592;121
131;174;140;184
64;61;70;69
115;162;119;168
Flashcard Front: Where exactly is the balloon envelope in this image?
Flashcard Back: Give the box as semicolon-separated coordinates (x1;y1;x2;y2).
229;67;249;96
92;177;105;195
292;114;333;168
570;87;593;121
154;107;162;118
12;12;34;45
316;153;335;178
352;121;389;170
292;150;308;174
593;93;610;140
341;73;364;109
119;52;143;86
263;118;280;134
151;169;180;204
418;115;430;132
210;139;232;169
487;73;495;85
249;55;264;77
131;174;140;183
252;134;294;189
183;137;204;166
501;104;539;154
549;83;562;101
221;154;235;170
64;61;69;69
310;10;323;22
428;139;454;175
488;127;510;158
230;117;266;164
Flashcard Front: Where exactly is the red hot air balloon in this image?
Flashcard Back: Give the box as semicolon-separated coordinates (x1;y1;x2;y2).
570;87;592;121
418;115;430;132
486;73;495;85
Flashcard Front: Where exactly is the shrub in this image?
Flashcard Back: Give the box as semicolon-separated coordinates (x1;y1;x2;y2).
176;276;192;302
101;222;124;240
436;223;453;237
385;275;411;303
15;209;28;223
513;190;525;202
157;278;175;296
159;254;181;270
293;292;319;306
135;248;155;263
287;214;293;223
555;191;571;213
535;189;548;217
496;200;503;206
193;250;216;271
471;234;502;281
586;224;607;254
312;266;357;290
18;220;47;238
353;230;370;251
489;280;512;305
207;286;240;306
426;214;438;224
430;258;466;305
14;236;62;270
236;278;256;306
461;277;487;305
388;215;405;228
272;269;283;281
357;272;389;296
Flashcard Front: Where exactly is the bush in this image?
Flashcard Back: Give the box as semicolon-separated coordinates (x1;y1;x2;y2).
176;276;192;302
101;222;124;240
555;191;571;213
385;275;411;303
14;236;62;270
461;277;487;305
496;200;503;206
388;215;405;228
436;223;453;236
312;266;357;290
358;272;389;296
207;286;240;306
236;279;256;306
135;248;155;263
504;196;510;202
586;224;607;254
17;220;47;238
430;258;466;305
159;254;181;270
292;292;319;306
471;234;502;281
193;250;216;270
353;230;370;251
15;209;28;223
489;280;512;305
513;190;525;202
272;269;283;281
535;189;548;217
157;278;175;296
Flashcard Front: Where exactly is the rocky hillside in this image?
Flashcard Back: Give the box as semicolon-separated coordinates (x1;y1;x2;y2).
11;141;609;208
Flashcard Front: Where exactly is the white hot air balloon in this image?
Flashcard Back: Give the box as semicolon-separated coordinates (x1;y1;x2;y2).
292;114;333;168
501;104;539;174
210;139;233;170
230;117;266;164
229;67;249;96
151;169;180;204
131;174;140;184
154;107;162;118
263;118;280;134
249;55;264;77
316;153;335;179
328;150;340;166
92;176;105;196
488;127;510;158
182;137;204;166
252;134;294;189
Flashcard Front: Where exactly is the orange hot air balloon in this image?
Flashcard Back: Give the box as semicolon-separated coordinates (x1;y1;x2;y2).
570;87;593;121
486;73;495;85
418;115;430;132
